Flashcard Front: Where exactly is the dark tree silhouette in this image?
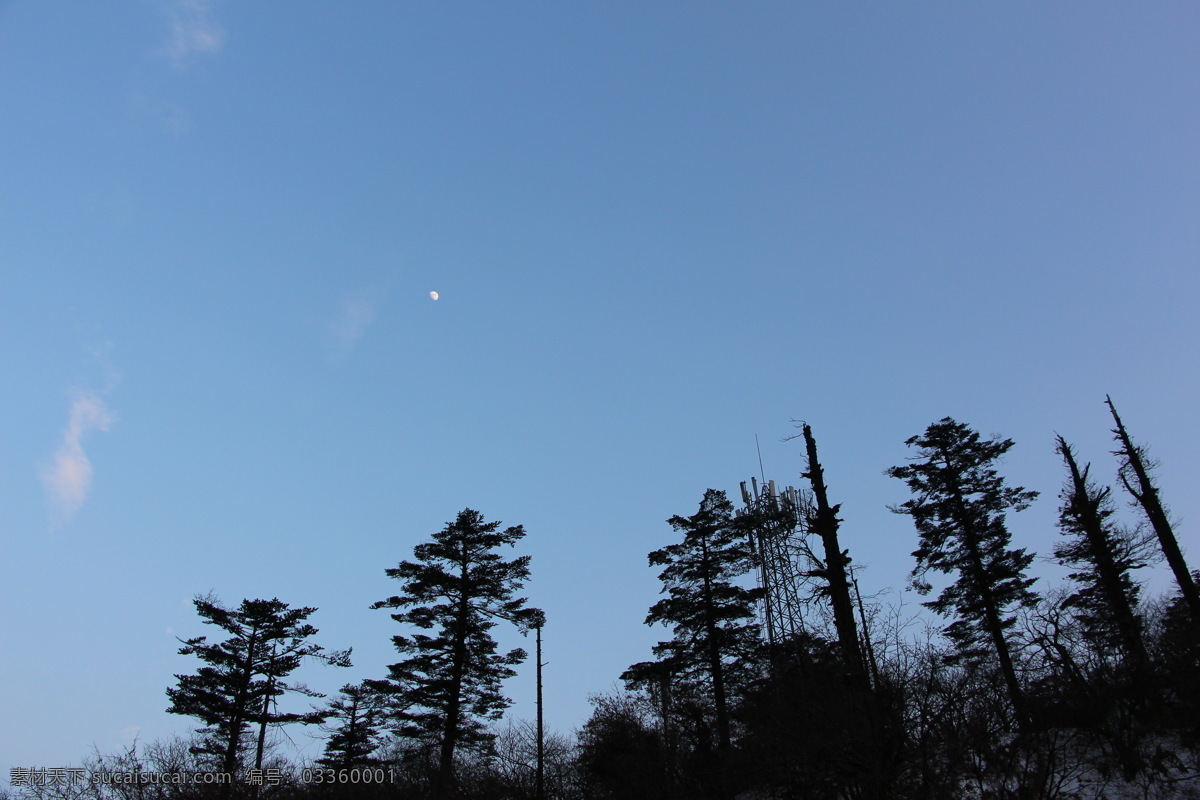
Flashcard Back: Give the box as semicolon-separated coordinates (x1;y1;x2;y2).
317;682;389;769
1154;570;1200;740
623;489;761;797
370;508;542;800
794;422;867;685
1054;436;1151;667
788;423;903;797
167;595;350;776
888;418;1039;730
737;630;901;799
576;692;672;800
1106;395;1200;625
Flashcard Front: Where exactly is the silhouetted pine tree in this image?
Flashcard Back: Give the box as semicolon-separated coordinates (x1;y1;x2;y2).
888;418;1039;731
623;489;761;799
167;595;350;776
317;682;388;769
1106;395;1200;625
1054;436;1150;668
370;508;542;800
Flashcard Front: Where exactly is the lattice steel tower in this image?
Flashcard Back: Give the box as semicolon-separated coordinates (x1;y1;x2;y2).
737;477;814;650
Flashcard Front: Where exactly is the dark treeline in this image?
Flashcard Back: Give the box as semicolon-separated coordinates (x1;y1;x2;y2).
8;399;1200;800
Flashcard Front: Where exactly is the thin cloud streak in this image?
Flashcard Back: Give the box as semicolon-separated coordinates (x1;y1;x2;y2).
163;0;225;67
132;95;194;136
41;392;116;528
326;293;380;361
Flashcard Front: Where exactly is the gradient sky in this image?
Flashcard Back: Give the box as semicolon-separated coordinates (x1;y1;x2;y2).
2;1;1198;776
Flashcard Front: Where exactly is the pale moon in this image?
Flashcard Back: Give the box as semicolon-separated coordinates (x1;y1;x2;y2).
429;291;439;301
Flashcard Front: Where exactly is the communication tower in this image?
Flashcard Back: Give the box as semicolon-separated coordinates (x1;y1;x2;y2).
737;477;814;650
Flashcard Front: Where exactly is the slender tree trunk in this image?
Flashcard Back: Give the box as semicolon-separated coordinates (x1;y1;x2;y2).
801;424;867;686
438;630;465;799
535;623;544;800
255;642;279;774
978;560;1028;731
223;703;246;777
1107;396;1200;624
852;573;881;690
255;674;274;772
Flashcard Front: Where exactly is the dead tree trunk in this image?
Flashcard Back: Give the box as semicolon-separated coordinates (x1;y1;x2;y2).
800;424;867;686
1106;396;1200;624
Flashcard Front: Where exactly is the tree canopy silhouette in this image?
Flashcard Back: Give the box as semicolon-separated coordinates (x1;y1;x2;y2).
166;595;350;775
317;681;389;770
888;418;1038;729
370;508;542;800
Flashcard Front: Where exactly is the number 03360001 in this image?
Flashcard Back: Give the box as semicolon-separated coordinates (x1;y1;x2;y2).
300;768;396;784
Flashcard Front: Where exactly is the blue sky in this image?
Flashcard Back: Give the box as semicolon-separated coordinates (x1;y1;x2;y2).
2;0;1198;775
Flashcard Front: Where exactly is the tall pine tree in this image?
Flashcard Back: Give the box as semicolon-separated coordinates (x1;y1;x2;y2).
888;419;1038;730
623;488;762;797
370;508;542;800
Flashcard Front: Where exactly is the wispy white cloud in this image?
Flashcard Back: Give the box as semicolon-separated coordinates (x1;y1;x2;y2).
132;95;193;136
162;0;225;67
326;292;380;361
41;391;116;528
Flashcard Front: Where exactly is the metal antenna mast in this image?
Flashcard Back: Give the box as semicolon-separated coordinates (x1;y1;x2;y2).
755;433;766;484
